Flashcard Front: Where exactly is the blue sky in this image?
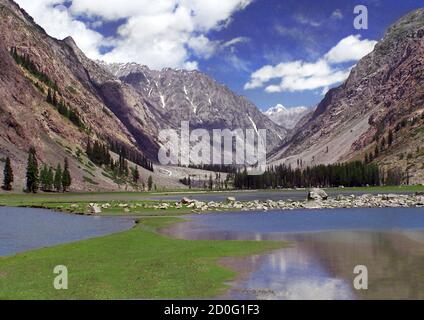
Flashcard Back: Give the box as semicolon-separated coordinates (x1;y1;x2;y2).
16;0;423;111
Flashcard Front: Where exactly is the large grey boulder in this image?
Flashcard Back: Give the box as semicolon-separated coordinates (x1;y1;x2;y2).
181;197;194;204
308;188;328;201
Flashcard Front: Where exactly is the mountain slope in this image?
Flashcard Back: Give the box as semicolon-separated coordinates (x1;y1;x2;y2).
100;62;288;153
0;0;177;190
270;8;424;184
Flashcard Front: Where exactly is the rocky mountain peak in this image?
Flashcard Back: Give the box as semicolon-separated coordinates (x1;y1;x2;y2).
265;104;311;130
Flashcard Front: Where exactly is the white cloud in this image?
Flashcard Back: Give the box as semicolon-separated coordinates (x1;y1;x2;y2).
222;37;250;48
15;0;104;60
188;35;219;59
15;0;252;70
331;9;344;20
244;34;377;93
324;35;377;64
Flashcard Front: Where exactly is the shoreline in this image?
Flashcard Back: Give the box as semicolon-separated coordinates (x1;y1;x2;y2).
1;192;424;216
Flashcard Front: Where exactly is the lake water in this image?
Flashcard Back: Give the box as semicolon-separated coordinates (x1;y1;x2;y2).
0;207;134;256
164;208;424;300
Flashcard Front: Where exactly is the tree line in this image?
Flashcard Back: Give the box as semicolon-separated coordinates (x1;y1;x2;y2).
10;47;58;90
233;161;382;190
108;139;154;172
10;47;85;130
2;148;72;193
46;89;84;129
86;139;154;190
26;148;72;193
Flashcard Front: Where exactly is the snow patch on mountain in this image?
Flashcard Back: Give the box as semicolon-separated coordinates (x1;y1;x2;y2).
264;104;311;129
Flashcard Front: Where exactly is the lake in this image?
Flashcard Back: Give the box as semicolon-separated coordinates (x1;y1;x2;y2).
163;208;424;300
0;207;134;256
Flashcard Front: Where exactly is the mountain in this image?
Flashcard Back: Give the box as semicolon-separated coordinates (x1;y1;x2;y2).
270;8;424;184
0;0;200;191
99;62;288;152
264;104;312;130
0;0;286;191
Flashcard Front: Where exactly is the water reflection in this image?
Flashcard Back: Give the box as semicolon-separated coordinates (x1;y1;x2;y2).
0;207;134;256
163;209;424;300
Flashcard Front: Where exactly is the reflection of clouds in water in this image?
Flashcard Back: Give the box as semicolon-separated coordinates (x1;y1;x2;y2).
271;278;352;300
234;249;354;300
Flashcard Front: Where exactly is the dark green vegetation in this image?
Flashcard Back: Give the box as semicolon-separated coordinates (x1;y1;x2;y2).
10;47;85;130
233;161;382;190
0;218;284;299
1;157;13;191
25;147;39;193
24;148;72;194
46;88;84;129
10;47;58;90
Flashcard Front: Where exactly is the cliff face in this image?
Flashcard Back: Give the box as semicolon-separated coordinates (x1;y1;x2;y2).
271;9;424;183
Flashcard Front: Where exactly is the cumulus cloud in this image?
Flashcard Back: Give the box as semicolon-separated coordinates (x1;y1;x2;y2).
244;35;377;93
324;35;377;64
15;0;104;59
15;0;252;70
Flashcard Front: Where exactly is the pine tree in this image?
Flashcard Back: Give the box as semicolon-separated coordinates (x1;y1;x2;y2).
46;88;53;104
388;129;394;147
40;164;48;192
374;145;380;159
61;158;72;192
25;147;39;193
47;167;54;191
147;175;153;191
2;157;14;191
381;137;386;150
132;166;140;183
54;164;62;192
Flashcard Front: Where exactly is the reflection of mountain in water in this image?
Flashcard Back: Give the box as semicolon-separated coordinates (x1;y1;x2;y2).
163;210;424;300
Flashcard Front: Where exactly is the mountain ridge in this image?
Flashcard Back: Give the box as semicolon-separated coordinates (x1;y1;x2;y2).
271;8;424;184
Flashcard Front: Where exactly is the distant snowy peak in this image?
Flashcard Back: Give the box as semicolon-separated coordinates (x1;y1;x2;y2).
264;104;311;129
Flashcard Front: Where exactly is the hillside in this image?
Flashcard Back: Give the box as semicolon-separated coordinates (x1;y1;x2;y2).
270;8;424;184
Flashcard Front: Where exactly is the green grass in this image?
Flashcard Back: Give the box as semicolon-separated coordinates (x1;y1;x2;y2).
0;217;285;299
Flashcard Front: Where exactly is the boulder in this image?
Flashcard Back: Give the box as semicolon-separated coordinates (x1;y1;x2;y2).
181;197;194;204
308;188;328;201
227;197;236;203
88;203;102;215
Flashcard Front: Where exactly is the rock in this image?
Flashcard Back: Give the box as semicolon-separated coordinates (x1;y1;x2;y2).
158;203;170;210
308;188;328;201
415;192;424;196
181;197;194;204
382;194;398;201
88;203;102;215
227;197;236;203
